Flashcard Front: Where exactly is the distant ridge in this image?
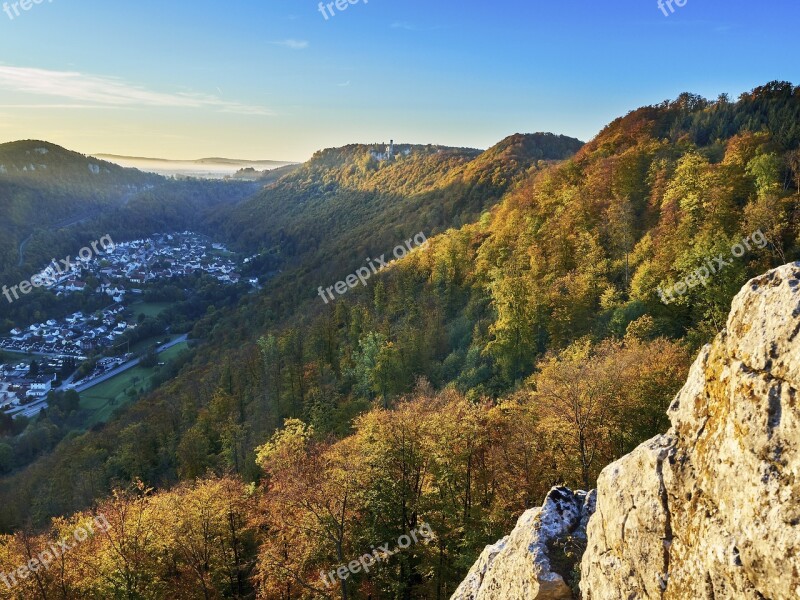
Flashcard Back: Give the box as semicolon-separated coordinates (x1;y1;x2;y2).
93;153;298;179
95;153;295;166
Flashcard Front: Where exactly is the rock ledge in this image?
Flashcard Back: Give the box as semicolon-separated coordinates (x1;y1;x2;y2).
582;262;800;599
451;487;595;600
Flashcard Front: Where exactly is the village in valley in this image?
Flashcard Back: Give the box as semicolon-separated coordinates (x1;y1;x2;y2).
0;232;251;417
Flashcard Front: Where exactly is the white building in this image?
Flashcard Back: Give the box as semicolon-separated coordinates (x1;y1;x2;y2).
26;377;52;399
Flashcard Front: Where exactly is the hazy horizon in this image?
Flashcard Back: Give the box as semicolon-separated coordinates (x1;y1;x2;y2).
91;155;296;179
1;0;798;162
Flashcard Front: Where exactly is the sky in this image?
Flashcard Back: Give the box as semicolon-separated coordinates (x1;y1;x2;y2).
0;0;797;162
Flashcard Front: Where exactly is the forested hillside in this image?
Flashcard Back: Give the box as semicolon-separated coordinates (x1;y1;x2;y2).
1;83;800;598
210;134;583;311
0;141;161;279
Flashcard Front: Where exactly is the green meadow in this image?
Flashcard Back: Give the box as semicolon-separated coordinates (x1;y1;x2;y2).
78;342;188;427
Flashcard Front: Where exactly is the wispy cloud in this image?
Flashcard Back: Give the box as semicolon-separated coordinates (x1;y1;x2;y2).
0;66;272;115
337;81;351;87
390;21;447;32
269;39;309;50
0;104;131;110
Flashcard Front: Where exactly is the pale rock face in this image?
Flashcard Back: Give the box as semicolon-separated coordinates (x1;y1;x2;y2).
452;538;509;599
451;487;596;600
581;262;800;599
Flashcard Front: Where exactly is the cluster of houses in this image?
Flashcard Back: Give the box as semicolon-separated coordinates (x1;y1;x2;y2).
97;233;244;291
0;232;246;415
1;231;246;357
0;363;57;411
0;306;129;358
34;232;244;302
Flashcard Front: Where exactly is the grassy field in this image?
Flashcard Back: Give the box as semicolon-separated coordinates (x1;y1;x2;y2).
103;333;174;357
128;301;175;320
128;334;175;355
79;341;188;427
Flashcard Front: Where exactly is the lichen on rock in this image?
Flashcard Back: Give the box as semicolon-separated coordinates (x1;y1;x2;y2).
581;262;800;599
452;263;800;599
450;487;596;600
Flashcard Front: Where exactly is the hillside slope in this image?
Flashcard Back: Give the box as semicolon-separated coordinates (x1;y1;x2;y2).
0;140;151;190
0;140;160;278
211;134;583;290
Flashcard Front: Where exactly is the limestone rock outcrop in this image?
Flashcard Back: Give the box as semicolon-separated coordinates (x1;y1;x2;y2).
451;487;596;600
581;262;800;599
452;263;800;599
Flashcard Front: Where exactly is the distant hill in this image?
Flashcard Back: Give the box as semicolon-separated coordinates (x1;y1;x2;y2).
0;140;154;187
94;153;297;179
0;140;160;278
212;134;584;275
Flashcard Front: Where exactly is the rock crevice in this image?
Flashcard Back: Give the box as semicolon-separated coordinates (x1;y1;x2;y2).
450;487;596;600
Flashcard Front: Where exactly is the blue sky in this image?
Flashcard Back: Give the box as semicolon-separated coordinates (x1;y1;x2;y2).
0;0;797;161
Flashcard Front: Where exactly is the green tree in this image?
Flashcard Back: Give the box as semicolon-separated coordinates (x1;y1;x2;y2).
0;443;13;474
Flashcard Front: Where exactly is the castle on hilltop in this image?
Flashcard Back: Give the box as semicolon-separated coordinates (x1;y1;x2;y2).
370;140;395;162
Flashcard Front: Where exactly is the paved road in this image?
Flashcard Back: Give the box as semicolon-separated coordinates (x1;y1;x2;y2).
156;334;189;352
15;188;144;267
72;358;140;393
17;234;33;267
72;334;188;393
6;399;48;419
5;334;189;418
17;212;91;267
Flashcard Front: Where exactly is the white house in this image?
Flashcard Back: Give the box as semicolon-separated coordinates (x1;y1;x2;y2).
26;377;52;399
65;281;87;292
